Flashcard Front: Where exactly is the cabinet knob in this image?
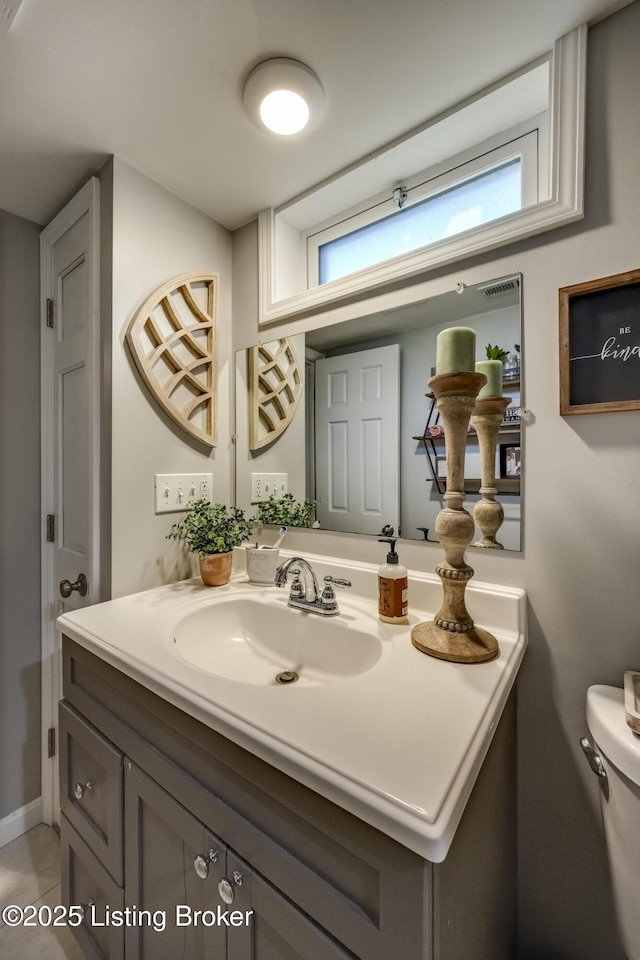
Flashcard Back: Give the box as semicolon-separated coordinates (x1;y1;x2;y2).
193;849;219;880
73;780;94;800
218;871;243;905
79;898;95;922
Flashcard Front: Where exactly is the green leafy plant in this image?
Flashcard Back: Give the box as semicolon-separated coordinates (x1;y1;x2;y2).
256;492;319;528
514;344;520;353
485;343;510;361
167;500;253;555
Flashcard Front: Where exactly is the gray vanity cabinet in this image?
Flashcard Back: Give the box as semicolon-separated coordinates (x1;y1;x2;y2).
60;637;516;960
124;762;357;960
123;761;226;959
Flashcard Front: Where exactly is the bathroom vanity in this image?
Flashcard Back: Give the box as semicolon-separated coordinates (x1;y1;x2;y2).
56;553;526;960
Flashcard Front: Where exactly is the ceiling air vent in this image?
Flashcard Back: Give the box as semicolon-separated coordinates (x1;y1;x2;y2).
478;277;520;299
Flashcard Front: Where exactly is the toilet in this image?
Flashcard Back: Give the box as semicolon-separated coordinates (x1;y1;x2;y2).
583;685;640;960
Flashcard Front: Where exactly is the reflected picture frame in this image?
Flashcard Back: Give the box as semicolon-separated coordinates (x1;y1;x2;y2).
499;444;521;479
435;455;447;480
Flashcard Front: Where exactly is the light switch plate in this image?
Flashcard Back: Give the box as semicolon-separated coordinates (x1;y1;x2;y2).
155;474;213;514
250;473;288;503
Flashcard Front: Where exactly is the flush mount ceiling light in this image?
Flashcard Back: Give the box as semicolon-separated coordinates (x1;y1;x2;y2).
243;58;325;136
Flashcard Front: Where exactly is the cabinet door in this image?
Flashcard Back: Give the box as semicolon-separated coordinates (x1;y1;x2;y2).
226;851;356;960
124;761;226;960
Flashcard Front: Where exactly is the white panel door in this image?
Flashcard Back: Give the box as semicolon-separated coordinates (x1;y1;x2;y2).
315;344;399;535
41;179;100;824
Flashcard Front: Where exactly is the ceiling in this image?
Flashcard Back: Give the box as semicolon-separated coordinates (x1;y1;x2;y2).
0;0;631;230
306;275;521;353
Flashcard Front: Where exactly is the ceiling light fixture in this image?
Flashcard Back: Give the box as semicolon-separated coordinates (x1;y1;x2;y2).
243;58;325;137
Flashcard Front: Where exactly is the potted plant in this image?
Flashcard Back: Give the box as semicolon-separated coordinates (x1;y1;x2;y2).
485;342;520;383
167;500;253;586
485;343;510;361
255;492;319;528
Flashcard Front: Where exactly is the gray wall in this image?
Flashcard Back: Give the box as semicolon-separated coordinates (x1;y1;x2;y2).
110;159;233;598
0;209;42;819
231;5;640;958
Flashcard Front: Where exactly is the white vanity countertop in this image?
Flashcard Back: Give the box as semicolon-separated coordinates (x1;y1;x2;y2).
57;551;527;862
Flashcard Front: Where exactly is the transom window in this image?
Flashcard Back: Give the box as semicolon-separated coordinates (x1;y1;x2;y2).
317;158;522;285
308;130;538;287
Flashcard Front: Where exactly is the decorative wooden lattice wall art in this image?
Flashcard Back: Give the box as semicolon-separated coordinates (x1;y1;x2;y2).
249;338;302;450
126;273;218;447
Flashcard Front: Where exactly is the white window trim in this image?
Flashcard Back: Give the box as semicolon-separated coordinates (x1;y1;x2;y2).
258;25;585;327
305;126;539;289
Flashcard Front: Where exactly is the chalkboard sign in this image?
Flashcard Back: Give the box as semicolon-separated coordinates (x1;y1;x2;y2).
559;269;640;414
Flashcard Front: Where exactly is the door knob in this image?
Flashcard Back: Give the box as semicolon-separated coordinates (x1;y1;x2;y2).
59;574;88;598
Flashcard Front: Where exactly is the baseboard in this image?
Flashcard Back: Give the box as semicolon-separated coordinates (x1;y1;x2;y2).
0;798;43;848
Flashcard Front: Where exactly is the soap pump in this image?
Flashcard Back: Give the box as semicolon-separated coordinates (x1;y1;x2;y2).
377;538;409;624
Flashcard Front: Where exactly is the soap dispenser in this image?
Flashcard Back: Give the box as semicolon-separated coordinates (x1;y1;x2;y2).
377;538;409;624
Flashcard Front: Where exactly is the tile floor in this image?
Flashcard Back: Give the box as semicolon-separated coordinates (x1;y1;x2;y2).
0;824;84;960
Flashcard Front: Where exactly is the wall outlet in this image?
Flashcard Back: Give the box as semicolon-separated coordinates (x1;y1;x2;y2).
250;473;288;503
155;474;213;514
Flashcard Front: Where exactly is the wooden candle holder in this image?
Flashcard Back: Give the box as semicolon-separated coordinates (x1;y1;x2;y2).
411;372;499;664
471;396;511;550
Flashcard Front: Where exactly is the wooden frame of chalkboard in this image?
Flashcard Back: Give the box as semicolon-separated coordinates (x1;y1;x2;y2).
559;269;640;414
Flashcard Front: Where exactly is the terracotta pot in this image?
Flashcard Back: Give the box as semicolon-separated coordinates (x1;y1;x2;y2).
199;552;233;587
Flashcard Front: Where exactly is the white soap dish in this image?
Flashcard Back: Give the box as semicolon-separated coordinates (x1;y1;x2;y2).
623;670;640;735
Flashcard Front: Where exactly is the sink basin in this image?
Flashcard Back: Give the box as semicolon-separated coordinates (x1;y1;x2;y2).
172;595;383;686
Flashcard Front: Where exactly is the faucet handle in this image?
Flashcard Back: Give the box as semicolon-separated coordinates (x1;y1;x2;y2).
288;570;305;602
319;576;351;615
323;575;352;589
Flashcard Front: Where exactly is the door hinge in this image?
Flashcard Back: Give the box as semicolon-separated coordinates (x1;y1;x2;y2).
47;727;56;759
46;298;54;328
46;514;55;542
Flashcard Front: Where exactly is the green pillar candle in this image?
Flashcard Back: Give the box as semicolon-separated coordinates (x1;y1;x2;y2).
435;326;476;374
475;360;503;398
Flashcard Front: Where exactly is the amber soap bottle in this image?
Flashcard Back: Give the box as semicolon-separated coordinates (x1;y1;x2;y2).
377;538;409;624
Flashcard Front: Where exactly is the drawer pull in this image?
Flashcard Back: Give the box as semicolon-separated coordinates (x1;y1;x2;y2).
79;898;95;922
74;780;94;800
193;849;219;880
218;871;243;905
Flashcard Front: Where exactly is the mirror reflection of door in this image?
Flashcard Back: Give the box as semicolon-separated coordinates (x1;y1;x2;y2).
314;344;400;535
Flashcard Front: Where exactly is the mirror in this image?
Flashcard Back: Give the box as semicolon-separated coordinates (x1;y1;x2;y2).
235;274;522;551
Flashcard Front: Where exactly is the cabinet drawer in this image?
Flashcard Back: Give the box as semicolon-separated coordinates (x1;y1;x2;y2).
60;700;124;884
60;815;124;960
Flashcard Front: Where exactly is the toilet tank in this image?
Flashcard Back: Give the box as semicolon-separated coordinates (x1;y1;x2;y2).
586;685;640;960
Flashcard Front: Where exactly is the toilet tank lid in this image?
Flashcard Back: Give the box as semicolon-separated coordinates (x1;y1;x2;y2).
587;685;640;786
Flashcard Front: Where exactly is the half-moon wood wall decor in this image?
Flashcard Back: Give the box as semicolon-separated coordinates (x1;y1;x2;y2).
249;338;302;450
126;273;218;447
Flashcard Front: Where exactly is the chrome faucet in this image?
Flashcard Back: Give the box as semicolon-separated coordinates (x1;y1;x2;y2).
274;557;351;616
